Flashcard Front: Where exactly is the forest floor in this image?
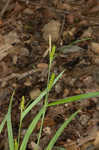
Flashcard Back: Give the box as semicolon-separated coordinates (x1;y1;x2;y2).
0;0;99;149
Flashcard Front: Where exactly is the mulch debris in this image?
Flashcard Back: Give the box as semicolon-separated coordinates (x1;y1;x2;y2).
0;0;99;149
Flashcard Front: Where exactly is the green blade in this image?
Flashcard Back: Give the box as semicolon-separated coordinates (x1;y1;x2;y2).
20;107;44;150
0;115;7;133
45;110;80;150
48;92;99;106
21;71;64;121
6;91;15;150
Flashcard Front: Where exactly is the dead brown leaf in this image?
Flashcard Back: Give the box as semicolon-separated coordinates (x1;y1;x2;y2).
91;42;99;54
57;3;72;11
64;140;79;150
37;63;48;70
37;116;56;130
94;131;99;150
89;4;99;13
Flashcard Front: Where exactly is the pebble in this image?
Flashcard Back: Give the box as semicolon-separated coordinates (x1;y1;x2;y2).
63;88;69;97
43;127;51;135
37;63;48;70
91;42;99;54
55;83;62;94
79;114;90;126
23;8;33;15
29;88;41;99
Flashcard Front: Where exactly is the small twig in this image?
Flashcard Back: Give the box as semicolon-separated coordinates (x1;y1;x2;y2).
77;136;95;147
17;69;40;80
0;69;40;83
0;0;11;18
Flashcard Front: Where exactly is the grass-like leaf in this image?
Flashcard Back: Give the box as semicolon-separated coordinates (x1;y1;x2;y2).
6;91;15;150
45;110;80;150
48;73;55;91
49;45;56;64
20;107;44;150
21;71;64;121
48;92;99;106
53;146;66;150
0;114;7;133
7;112;14;150
0;91;15;134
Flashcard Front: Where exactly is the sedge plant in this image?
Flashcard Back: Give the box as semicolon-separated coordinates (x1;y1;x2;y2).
0;35;99;150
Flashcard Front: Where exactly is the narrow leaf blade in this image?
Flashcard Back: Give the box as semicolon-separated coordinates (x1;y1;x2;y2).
21;71;64;120
45;110;80;150
48;92;99;106
20;108;44;150
7;113;14;150
0;115;7;133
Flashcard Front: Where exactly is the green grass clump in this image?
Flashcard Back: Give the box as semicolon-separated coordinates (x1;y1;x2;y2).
0;36;99;150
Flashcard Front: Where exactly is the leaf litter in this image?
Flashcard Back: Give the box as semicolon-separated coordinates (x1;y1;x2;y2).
0;0;99;149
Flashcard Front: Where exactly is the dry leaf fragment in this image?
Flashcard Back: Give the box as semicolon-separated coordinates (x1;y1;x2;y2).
91;42;99;54
58;3;72;11
81;27;93;38
94;131;99;150
89;5;99;13
67;14;75;24
37;63;48;70
29;88;41;99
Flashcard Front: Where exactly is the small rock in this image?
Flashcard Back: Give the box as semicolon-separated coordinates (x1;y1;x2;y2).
37;63;48;70
29;88;41;99
57;3;71;11
94;57;99;64
63;88;69;97
43;127;51;135
12;83;18;88
23;8;33;15
81;27;93;38
42;20;61;42
79;114;90;126
4;31;20;44
91;42;99;54
24;79;32;86
55;83;62;94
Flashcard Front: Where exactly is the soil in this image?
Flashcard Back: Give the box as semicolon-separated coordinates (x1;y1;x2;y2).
0;0;99;150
